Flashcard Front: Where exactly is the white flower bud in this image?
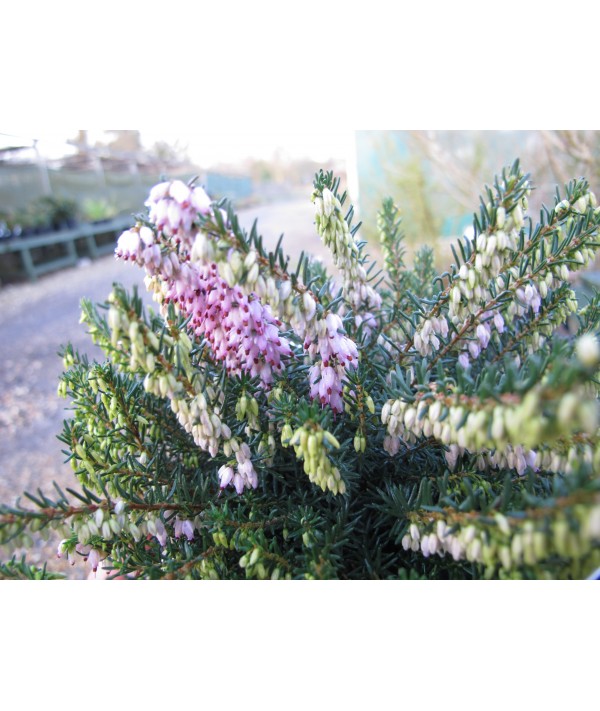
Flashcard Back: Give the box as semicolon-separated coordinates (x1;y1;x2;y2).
221;262;235;287
576;333;600;368
302;291;316;320
428;400;441;423
496;206;506;228
513;204;524;228
322;189;335;217
381;401;391;425
247;262;259;285
404;407;417;430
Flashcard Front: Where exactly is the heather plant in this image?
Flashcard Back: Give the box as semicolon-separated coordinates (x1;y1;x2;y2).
2;160;600;580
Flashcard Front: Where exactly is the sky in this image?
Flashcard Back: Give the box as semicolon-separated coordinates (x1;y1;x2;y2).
0;129;352;168
139;130;351;166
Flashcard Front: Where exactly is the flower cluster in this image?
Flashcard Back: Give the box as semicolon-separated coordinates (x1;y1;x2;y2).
409;173;599;369
382;382;599;468
118;180;364;421
113;179;369;494
170;262;291;387
218;441;259;494
312;186;382;315
105;288;233;459
145;179;211;242
451;439;596;478
287;422;345;494
197;186;364;419
403;503;600;576
117;232;291;389
57;501;204;577
412;315;450;358
305;312;359;414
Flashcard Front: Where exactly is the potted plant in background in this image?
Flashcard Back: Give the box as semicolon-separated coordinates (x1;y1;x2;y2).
0;211;11;240
11;206;34;237
28;199;54;234
82;198;117;225
36;196;80;231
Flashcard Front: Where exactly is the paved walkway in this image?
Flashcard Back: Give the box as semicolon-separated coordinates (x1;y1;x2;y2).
0;197;323;576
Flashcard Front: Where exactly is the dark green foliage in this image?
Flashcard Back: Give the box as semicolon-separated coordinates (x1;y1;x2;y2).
2;162;600;580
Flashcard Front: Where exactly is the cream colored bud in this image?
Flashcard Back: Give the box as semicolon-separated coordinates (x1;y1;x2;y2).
323;431;341;449
576;333;600;368
499;546;512;570
302;291;316;319
463;526;476;544
513;204;524;228
366;395;375;414
557;393;579;425
495;513;511;536
247;262;259;285
381;401;391;424
244;250;257;269
429;401;441;422
322;189;335;218
404;407;417;430
391;400;402;417
468;268;477;289
221;262;235;286
496;206;506;228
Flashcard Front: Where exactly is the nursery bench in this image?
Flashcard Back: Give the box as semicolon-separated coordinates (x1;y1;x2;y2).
0;215;133;282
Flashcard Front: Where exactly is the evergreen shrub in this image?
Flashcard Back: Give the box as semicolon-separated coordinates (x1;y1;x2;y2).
2;161;600;580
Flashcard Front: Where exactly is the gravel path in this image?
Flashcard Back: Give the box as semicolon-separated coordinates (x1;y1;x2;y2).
0;197;323;577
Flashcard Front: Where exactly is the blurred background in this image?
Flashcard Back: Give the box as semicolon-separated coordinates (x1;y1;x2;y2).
1;129;599;577
3;130;600;278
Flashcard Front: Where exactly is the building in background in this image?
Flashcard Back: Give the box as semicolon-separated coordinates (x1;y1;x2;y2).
0;130;254;220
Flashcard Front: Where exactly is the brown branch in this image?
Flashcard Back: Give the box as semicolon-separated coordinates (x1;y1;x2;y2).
411;490;600;527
